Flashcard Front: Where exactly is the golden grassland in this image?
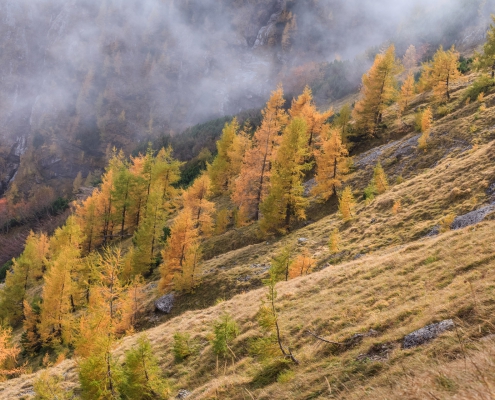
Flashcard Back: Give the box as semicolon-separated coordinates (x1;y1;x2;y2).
3;219;495;399
2;73;495;399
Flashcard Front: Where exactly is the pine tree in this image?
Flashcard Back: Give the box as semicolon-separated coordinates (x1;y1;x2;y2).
419;46;461;102
339;187;356;221
398;73;416;121
289;86;333;151
373;162;389;194
476;15;495;78
353;45;402;137
260;118;311;234
232;86;288;220
312;127;349;201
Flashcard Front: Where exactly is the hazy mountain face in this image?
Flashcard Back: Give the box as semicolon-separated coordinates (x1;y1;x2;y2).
0;0;491;196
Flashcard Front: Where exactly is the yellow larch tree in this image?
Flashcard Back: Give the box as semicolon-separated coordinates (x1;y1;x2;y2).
312;126;349;201
0;326;23;380
38;244;80;346
353;45;402;137
232;86;288;220
329;228;340;254
418;106;433;150
0;231;49;326
419;46;461;102
398;73;416;122
158;209;200;293
288;249;315;279
208;118;240;194
260;118;311;234
475;15;495;78
289;86;333;152
373;162;389;194
339;186;356;221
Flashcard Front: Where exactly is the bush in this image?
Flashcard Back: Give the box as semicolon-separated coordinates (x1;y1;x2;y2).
458;56;473;74
463;75;495;102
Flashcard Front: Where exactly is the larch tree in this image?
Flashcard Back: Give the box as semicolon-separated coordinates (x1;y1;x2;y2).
476;15;495;78
208;118;240;194
232;86;288;220
398;73;416;121
182;173;215;237
329;228;340;254
130;147;182;277
418;107;433;150
158;209;200;293
339;186;356;221
0;231;49;326
0;326;23;380
312;127;349;201
120;335;170;399
419;46;460;102
373;162;389;194
403;45;418;72
353;45;401;137
76;247;133;400
260;118;311;234
288;249;315;279
334;104;352;142
289;86;333;151
271;245;294;282
112;160;135;239
38;245;79;346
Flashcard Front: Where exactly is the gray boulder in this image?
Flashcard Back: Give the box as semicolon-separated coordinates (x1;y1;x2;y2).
403;319;455;349
451;204;495;230
177;389;191;399
154;293;175;314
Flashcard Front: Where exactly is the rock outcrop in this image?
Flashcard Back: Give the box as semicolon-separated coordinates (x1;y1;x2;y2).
403;319;455;349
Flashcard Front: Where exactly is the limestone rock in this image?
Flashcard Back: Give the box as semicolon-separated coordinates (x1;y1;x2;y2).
451;204;495;230
403;319;455;349
154;293;175;314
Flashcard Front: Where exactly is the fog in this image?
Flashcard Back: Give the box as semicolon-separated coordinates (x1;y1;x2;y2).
0;0;492;150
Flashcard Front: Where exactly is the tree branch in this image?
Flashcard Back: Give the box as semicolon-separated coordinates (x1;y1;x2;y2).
306;330;343;346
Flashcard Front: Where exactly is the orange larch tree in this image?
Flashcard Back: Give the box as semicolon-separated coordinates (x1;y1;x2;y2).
312;127;349;201
232;86;288;220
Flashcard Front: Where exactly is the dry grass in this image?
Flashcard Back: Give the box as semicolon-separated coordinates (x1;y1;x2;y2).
3;219;495;399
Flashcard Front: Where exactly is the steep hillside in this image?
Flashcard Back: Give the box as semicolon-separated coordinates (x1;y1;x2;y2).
2;61;495;398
